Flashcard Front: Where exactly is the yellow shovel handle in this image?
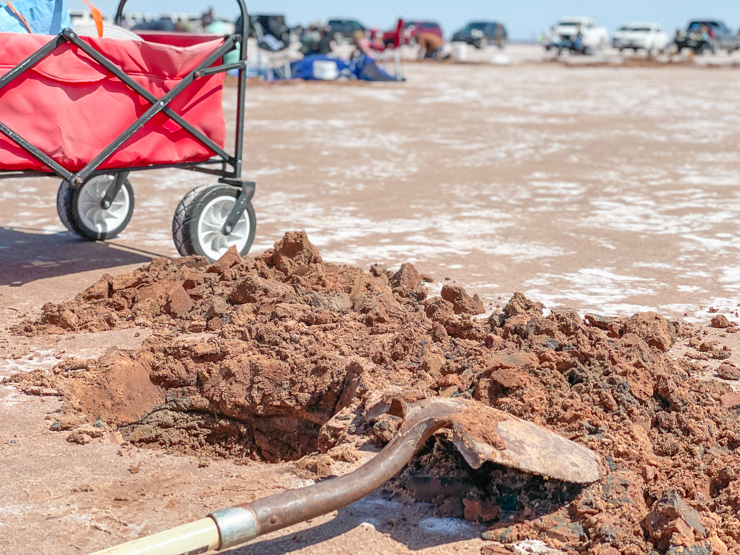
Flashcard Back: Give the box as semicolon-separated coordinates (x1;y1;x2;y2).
90;518;220;555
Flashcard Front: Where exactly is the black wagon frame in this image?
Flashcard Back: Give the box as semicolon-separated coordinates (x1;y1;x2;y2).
0;0;254;237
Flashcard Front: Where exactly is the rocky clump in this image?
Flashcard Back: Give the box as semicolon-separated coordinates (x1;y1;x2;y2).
711;315;731;329
717;363;740;381
8;231;740;554
643;490;706;552
441;284;485;315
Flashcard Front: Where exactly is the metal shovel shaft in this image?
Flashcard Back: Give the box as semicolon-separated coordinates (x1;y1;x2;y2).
91;402;458;555
213;405;458;549
90;398;601;555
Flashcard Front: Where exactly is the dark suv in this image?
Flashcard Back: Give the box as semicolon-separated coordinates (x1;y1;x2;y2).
328;19;366;39
675;20;739;53
452;21;507;48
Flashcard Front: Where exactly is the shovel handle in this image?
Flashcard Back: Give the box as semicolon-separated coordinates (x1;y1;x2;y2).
90;518;219;555
88;399;471;554
89;407;457;554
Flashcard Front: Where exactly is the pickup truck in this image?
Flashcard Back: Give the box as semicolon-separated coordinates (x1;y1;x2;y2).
383;20;443;47
674;20;740;54
546;16;608;54
612;22;669;52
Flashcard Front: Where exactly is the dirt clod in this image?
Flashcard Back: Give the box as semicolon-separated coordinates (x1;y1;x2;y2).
717;363;740;381
441;284;484;315
67;425;104;445
390;263;427;301
273;230;322;276
643;490;706;551
501;292;543;319
623;312;675;352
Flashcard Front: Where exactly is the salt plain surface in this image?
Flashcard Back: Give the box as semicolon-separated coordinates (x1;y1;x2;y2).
2;50;740;321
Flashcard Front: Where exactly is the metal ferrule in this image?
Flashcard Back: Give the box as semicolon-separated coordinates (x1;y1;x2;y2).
209;506;260;550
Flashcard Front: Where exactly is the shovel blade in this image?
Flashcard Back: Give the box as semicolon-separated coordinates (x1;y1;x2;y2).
448;403;601;484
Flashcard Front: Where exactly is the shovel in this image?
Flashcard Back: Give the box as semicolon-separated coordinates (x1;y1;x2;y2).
91;397;601;554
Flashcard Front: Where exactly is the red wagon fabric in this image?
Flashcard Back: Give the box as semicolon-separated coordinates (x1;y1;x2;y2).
0;32;226;172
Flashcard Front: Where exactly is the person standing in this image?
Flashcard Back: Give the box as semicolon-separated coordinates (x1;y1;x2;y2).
416;32;445;59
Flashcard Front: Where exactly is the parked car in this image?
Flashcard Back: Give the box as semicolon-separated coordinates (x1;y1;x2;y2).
452;21;507;48
674;20;740;54
328;19;366;39
409;21;443;40
249;14;290;44
383;20;443;46
546;16;608;54
612;22;669;52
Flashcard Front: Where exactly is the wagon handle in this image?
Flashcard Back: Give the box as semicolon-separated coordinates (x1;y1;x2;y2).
114;0;250;47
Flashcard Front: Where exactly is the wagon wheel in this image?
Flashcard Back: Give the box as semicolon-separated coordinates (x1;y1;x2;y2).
57;175;135;241
172;184;256;262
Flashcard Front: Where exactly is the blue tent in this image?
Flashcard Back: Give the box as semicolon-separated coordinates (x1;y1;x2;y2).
289;55;401;82
290;55;353;81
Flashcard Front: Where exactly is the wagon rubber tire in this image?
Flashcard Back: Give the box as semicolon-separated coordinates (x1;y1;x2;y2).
57;176;134;241
172;184;256;262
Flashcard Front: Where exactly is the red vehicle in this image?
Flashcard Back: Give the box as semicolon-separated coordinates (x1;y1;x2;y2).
383;20;443;47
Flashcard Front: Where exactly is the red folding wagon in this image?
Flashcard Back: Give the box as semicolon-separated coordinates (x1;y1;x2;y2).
0;0;256;262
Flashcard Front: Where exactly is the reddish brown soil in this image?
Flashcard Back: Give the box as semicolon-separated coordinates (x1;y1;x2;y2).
8;232;740;554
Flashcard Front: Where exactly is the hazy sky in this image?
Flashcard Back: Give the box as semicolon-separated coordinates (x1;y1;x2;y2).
69;0;740;40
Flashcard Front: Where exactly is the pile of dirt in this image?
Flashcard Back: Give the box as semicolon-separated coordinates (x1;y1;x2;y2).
8;231;740;554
